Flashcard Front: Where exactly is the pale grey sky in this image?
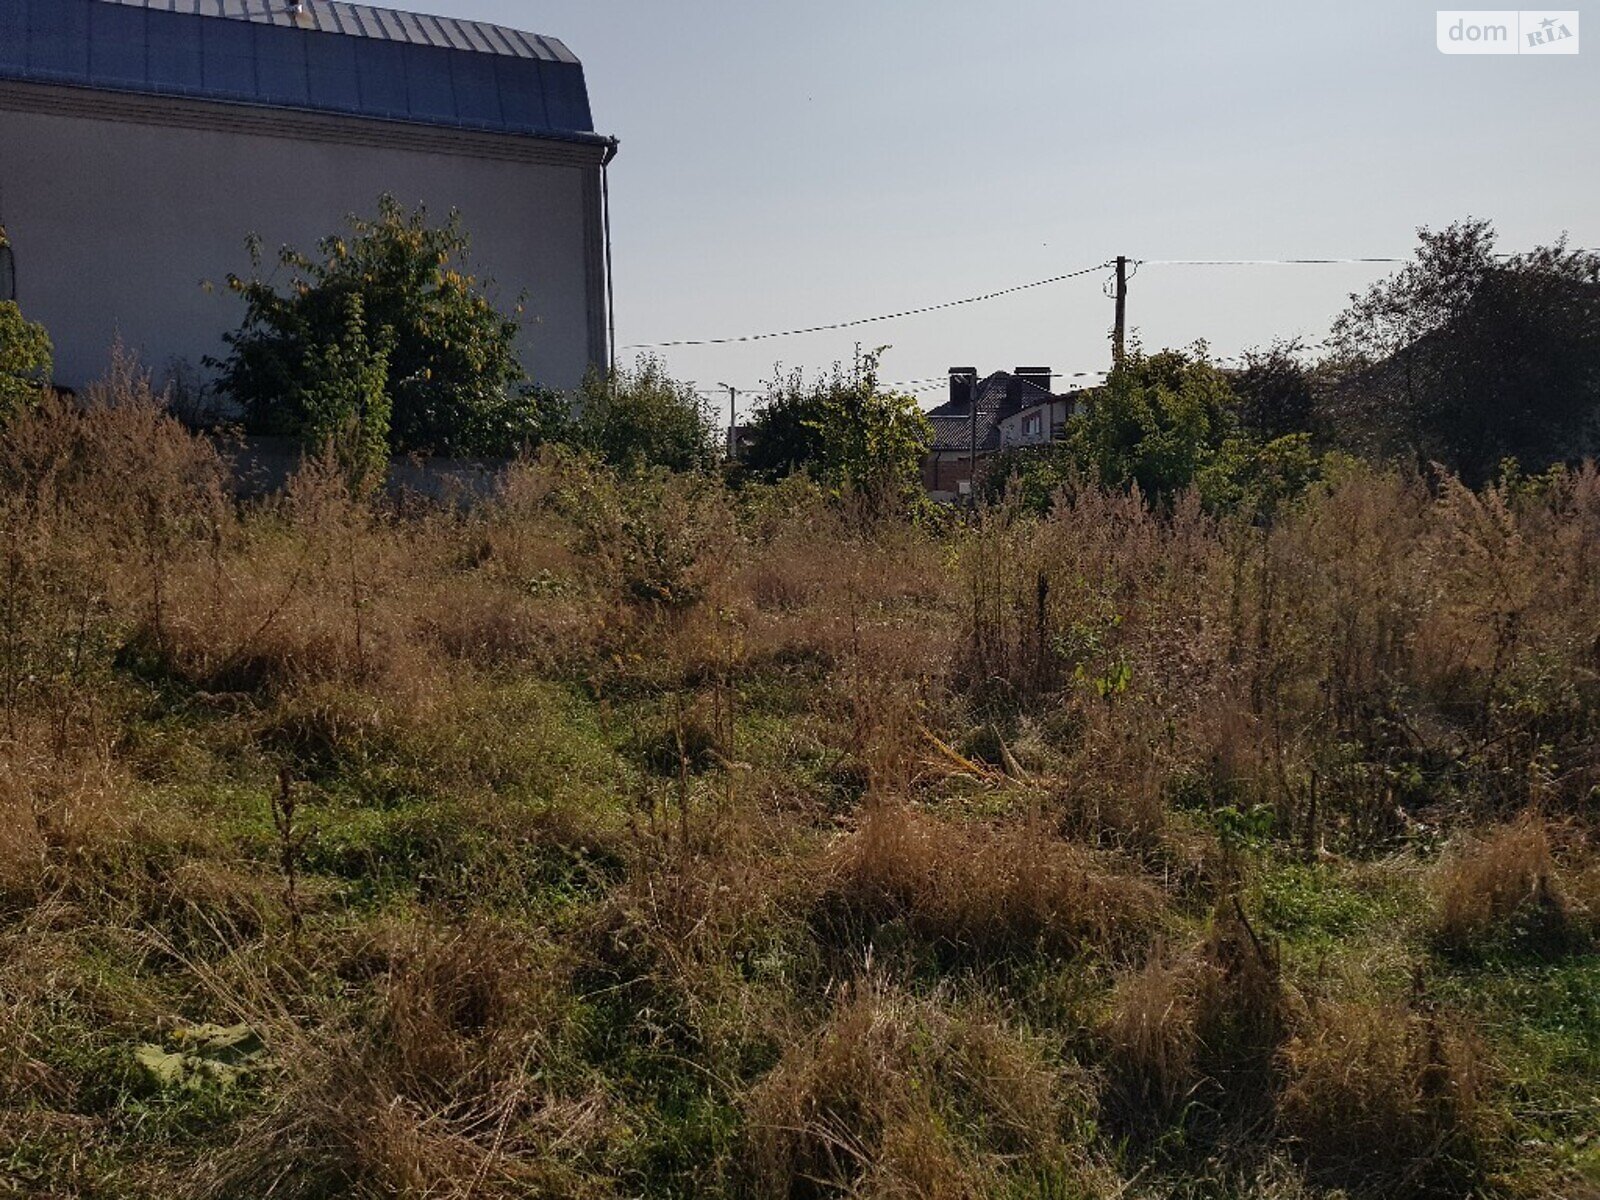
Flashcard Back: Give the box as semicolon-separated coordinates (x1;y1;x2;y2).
422;1;1593;408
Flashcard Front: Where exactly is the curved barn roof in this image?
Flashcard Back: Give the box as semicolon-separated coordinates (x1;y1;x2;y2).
0;0;603;144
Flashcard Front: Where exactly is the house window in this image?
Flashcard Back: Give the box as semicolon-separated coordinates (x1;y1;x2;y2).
1024;413;1041;437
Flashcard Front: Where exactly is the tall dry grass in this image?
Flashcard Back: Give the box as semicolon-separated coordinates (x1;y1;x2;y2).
956;463;1600;858
1279;997;1492;1198
189;917;610;1200
1;360;1598;1197
746;974;1107;1199
1100;902;1290;1135
1433;815;1596;953
819;801;1164;962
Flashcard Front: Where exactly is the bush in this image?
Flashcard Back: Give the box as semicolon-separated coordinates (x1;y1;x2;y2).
1062;346;1241;506
743;351;930;518
574;356;717;473
282;292;393;494
985;346;1323;515
1232;338;1323;442
0;299;52;417
549;451;733;608
216;195;553;458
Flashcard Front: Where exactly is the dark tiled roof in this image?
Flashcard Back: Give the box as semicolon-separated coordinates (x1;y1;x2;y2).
926;371;1057;451
0;0;602;142
929;411;998;452
927;371;1056;417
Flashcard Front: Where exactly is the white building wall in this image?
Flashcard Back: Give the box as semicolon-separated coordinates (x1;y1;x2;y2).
998;398;1079;448
0;84;606;395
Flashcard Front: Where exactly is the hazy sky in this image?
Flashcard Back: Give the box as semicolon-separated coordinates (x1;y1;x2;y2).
423;1;1592;410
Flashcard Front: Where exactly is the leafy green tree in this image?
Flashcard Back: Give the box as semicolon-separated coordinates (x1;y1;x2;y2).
1329;220;1600;481
1195;432;1322;519
744;350;930;515
575;357;717;473
287;292;393;494
0;300;51;416
988;347;1323;516
1232;338;1322;442
216;195;553;458
1062;346;1241;505
976;444;1078;512
0;297;52;418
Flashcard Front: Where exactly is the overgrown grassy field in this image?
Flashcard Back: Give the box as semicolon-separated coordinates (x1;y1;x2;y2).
3;370;1600;1199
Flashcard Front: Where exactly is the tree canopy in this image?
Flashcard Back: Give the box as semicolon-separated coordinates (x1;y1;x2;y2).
215;195;556;460
983;347;1321;517
1328;220;1600;481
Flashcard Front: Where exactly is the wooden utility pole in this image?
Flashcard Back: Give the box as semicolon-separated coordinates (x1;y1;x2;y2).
719;383;738;460
968;380;979;511
1112;254;1128;365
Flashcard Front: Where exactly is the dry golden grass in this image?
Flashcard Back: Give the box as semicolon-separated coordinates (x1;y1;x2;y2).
820;801;1164;961
1101;953;1199;1120
4;362;1600;1197
746;974;1103;1200
192;917;610;1200
0;744;276;949
1100;902;1290;1131
1279;998;1492;1197
1434;816;1584;953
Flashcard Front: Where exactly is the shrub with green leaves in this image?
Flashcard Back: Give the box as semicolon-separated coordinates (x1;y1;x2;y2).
1065;346;1241;505
574;356;718;474
986;346;1324;516
286;292;393;494
743;350;930;516
215;195;553;458
0;299;52;417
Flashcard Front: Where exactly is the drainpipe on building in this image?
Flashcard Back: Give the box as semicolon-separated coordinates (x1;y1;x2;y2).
601;137;621;385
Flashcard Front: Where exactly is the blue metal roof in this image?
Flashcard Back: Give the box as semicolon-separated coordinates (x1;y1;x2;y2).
0;0;603;144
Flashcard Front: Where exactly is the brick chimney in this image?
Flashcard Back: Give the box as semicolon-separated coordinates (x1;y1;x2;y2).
1015;367;1053;397
947;367;977;412
1002;373;1025;419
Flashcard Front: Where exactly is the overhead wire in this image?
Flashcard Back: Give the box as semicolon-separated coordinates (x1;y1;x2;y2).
1139;256;1408;266
631;247;1595;359
620;260;1112;350
626;255;1410;353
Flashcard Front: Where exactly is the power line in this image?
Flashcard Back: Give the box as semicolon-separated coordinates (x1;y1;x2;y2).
1141;250;1589;267
622;256;1400;353
620;261;1112;350
1141;256;1408;267
635;247;1595;360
